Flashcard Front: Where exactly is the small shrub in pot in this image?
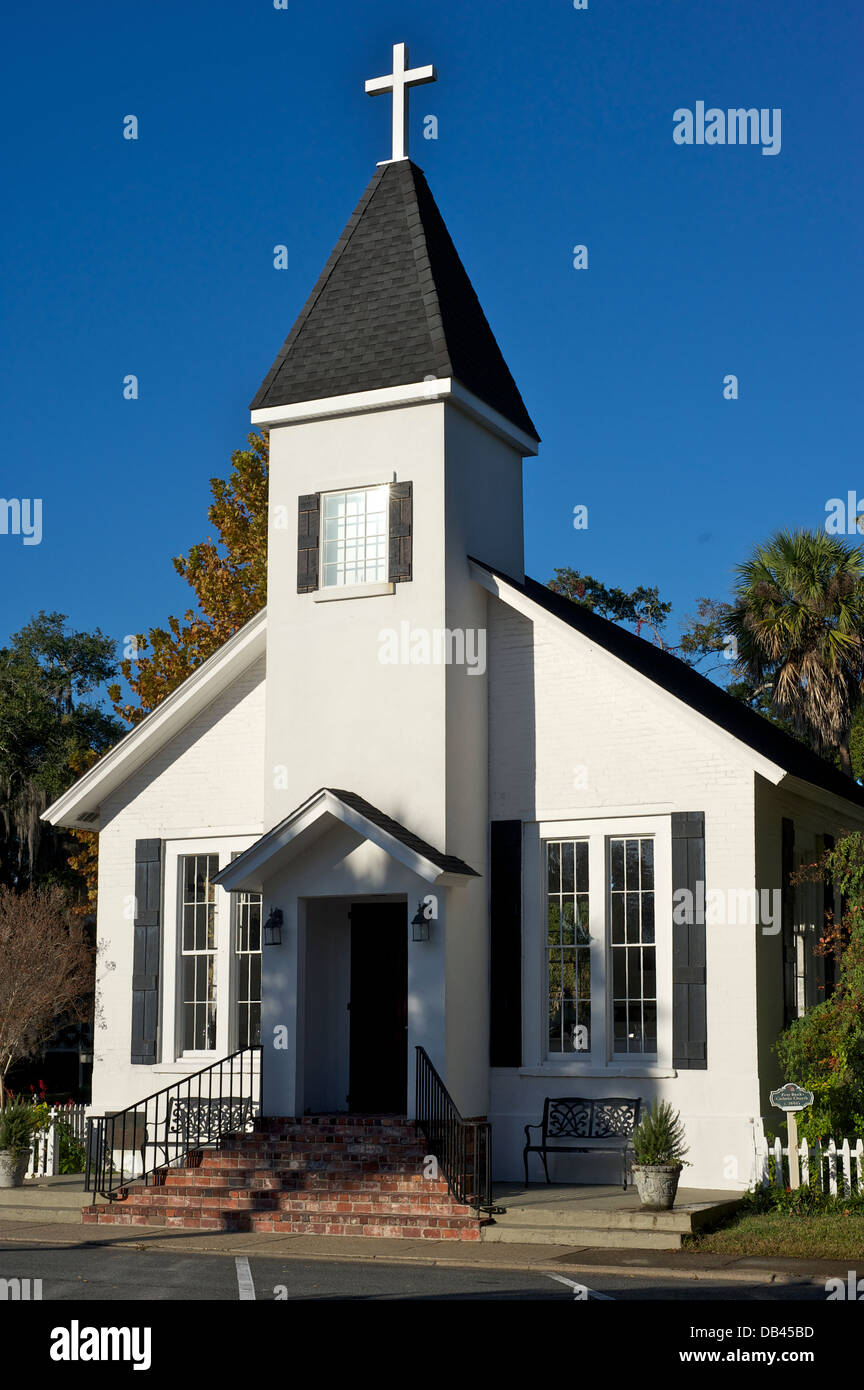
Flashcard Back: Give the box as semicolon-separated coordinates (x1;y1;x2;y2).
630;1100;689;1209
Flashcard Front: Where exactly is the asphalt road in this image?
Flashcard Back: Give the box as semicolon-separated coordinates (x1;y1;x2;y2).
0;1243;829;1301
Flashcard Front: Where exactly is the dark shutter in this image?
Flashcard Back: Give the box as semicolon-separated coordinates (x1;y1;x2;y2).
297;493;320;593
131;838;162;1065
388;481;412;583
489;820;522;1066
781;817;796;1025
823;833;836;997
672;812;707;1070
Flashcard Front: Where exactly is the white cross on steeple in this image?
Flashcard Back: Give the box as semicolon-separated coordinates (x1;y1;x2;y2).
365;42;437;164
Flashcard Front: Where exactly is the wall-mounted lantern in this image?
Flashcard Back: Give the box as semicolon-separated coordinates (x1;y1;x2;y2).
411;901;431;942
263;908;284;947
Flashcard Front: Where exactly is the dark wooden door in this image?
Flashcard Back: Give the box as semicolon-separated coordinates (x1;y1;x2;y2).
348;903;408;1113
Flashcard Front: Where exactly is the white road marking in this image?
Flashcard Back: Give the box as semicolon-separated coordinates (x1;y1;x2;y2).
547;1273;615;1301
235;1256;256;1301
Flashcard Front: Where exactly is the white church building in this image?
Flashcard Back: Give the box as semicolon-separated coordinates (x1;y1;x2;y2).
46;45;864;1209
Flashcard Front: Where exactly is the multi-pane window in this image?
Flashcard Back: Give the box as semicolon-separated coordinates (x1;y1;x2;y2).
180;854;218;1051
609;838;656;1055
321;486;388;588
546;840;591;1053
234;890;262;1048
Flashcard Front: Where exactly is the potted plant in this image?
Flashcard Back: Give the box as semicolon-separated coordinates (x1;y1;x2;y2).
0;1097;41;1188
630;1100;689;1209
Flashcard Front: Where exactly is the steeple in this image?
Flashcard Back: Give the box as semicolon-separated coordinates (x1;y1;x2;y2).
250;159;538;443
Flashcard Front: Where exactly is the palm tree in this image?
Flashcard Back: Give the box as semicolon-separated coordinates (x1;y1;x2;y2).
725;529;864;777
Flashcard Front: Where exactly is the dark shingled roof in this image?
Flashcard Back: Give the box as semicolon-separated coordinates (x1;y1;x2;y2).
251;160;538;441
328;789;479;876
471;558;864;811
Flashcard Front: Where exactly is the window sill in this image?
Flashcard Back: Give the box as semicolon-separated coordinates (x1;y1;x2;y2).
313;582;395;602
152;1058;254;1074
515;1064;677;1080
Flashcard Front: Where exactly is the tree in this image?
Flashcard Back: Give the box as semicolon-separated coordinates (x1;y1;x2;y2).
0;613;122;889
109;432;269;724
547;568;672;642
0;885;94;1095
778;834;864;1142
724;530;864;776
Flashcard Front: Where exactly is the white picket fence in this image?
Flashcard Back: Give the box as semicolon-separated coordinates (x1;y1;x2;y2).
755;1134;864;1196
25;1104;89;1179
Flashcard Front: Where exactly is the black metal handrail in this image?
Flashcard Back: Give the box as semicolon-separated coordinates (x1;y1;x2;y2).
414;1046;497;1214
85;1046;262;1200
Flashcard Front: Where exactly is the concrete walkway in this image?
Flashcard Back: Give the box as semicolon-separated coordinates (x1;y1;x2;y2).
0;1174;102;1225
0;1214;846;1289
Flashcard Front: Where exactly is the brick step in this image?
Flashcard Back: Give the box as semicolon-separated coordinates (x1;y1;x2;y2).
159;1170;284;1190
197;1153;428;1173
157;1169;453;1196
210;1140;427;1158
82;1204;484;1240
94;1191;471;1219
135;1188;280;1207
275;1195;474;1218
256;1117;414;1133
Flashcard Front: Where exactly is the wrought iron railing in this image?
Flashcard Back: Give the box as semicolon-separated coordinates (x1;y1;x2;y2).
414;1046;499;1213
85;1046;262;1200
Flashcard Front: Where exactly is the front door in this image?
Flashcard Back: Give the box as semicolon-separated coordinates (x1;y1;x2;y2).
348;903;408;1113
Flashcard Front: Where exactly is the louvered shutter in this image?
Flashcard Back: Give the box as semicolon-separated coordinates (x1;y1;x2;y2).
388;481;412;583
489;820;522;1066
672;812;707;1070
131;839;162;1065
297;493;320;593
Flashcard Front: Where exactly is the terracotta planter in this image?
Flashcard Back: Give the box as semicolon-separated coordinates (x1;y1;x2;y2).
631;1163;682;1209
0;1149;30;1189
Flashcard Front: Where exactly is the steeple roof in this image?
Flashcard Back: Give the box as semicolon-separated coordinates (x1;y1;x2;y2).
251;160;538;441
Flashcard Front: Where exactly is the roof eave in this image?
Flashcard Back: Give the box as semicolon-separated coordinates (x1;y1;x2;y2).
251;378;539;455
42;609;268;831
215;788;478;892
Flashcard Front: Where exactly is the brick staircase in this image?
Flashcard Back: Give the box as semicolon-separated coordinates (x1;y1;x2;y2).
82;1116;487;1241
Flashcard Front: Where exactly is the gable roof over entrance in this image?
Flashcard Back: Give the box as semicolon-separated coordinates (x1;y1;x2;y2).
250;160;538;442
472;557;864;811
214;787;480;893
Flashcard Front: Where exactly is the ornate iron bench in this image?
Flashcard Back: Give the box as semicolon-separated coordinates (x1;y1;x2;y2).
146;1096;256;1169
523;1097;641;1190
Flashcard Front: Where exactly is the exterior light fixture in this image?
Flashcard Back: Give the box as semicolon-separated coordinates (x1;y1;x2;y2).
263;908;283;946
411;901;431;942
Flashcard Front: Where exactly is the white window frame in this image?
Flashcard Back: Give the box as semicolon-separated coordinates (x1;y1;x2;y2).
160;835;260;1067
522;816;673;1076
316;483;391;595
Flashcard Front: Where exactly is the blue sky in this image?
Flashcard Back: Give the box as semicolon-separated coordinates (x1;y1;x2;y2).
0;0;861;675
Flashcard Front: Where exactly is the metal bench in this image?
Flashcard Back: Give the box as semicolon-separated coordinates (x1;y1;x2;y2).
146;1096;256;1170
523;1097;641;1190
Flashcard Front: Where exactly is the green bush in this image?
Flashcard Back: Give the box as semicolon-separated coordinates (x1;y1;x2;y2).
632;1100;690;1167
0;1098;41;1156
775;1003;864;1142
777;832;864;1144
56;1119;86;1175
741;1182;864;1218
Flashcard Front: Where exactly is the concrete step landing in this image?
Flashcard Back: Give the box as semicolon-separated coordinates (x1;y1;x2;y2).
481;1184;741;1250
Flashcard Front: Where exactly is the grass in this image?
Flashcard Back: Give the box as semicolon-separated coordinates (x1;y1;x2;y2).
684;1207;864;1260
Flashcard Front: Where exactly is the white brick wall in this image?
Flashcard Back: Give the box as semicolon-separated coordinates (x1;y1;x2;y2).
92;654;266;1114
487;596;767;1188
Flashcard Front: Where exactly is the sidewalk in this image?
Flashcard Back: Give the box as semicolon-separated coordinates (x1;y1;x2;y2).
0;1216;843;1287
